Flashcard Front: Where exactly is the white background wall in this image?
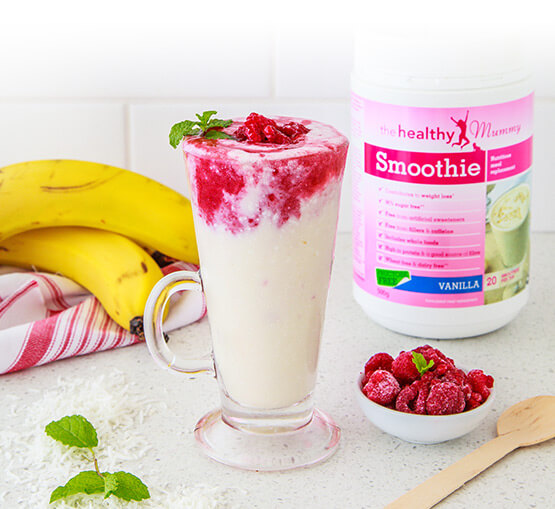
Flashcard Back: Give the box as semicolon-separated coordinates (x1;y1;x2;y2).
1;1;553;233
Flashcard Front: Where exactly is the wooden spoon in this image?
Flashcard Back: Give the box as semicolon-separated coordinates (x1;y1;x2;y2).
386;396;555;509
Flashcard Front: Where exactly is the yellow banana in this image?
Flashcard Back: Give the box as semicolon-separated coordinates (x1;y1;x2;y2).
0;159;198;264
0;227;163;335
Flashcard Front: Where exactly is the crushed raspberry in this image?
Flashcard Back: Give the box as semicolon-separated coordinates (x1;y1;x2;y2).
362;370;401;406
281;122;309;139
362;352;394;385
426;382;466;415
391;351;420;385
234;113;309;145
361;346;494;415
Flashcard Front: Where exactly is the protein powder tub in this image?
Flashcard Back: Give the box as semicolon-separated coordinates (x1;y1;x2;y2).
351;29;533;338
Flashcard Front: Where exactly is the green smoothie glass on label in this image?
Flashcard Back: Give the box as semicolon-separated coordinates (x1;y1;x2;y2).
352;29;533;338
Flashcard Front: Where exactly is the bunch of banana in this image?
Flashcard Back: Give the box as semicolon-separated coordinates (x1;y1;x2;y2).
0;160;199;336
0;159;198;263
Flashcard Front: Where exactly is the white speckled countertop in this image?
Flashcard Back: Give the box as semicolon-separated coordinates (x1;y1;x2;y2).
1;232;554;509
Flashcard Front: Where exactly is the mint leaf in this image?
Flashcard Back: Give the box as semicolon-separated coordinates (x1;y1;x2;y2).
105;471;150;502
169;120;201;148
196;110;217;129
49;471;104;503
45;415;98;449
207;118;233;129
204;129;235;140
103;473;119;499
169;111;233;148
412;351;434;376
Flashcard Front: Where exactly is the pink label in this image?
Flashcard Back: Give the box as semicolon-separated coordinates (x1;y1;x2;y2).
352;93;533;309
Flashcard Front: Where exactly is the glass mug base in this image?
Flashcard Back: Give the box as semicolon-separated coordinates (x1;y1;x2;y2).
194;407;340;471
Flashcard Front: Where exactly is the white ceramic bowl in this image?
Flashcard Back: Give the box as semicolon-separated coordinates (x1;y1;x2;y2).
355;372;495;444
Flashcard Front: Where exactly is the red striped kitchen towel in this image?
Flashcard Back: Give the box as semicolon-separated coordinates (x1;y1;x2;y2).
0;262;206;375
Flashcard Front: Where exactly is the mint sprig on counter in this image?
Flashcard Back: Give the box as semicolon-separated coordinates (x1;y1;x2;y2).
169;110;234;148
412;351;434;376
45;414;150;504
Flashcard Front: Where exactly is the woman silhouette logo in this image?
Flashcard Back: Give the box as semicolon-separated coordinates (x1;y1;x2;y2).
451;110;470;149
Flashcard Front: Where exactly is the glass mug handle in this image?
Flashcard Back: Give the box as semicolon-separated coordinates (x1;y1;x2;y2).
143;270;214;374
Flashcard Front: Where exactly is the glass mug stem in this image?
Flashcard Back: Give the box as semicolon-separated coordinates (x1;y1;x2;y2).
143;270;213;375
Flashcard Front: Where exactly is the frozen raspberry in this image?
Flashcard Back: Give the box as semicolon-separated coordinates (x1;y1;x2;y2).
434;367;473;402
467;369;494;390
425;382;466;415
395;380;430;414
362;370;401;406
466;393;484;410
466;369;494;405
391;351;420;385
414;345;455;373
362;352;394;385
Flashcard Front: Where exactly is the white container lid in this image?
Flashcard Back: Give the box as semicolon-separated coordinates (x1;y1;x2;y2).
354;25;531;90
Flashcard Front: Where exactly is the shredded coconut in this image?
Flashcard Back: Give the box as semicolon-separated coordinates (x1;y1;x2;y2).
0;370;244;508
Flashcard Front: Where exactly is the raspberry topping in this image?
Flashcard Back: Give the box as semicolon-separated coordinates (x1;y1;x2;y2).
362;370;401;406
426;382;466;415
362;352;394;385
182;116;348;234
234;113;309;145
360;346;494;415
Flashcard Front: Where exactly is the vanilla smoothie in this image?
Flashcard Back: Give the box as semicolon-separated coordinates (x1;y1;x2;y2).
182;115;348;409
490;183;530;267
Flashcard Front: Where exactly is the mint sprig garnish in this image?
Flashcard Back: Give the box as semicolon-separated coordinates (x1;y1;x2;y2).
45;414;150;504
169;110;234;148
412;351;434;376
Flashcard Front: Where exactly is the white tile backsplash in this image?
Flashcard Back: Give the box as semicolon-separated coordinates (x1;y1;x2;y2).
0;103;125;167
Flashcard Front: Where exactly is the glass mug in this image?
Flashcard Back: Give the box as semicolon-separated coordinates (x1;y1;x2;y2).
144;116;348;471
